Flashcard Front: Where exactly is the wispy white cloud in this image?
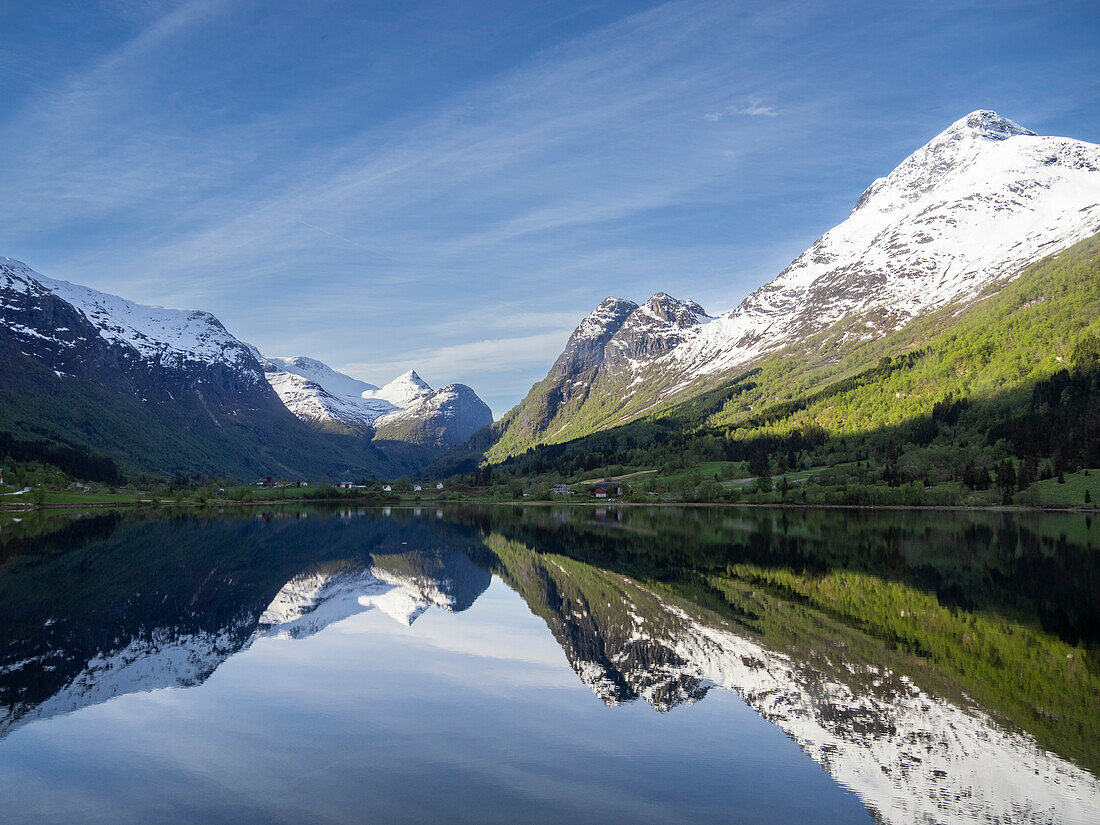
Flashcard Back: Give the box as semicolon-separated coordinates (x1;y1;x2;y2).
0;2;830;417
704;95;778;121
345;331;568;384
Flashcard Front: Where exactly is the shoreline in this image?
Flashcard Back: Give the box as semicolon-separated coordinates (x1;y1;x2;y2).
3;496;1098;515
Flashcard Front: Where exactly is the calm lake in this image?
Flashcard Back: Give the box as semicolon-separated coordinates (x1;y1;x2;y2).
0;504;1098;824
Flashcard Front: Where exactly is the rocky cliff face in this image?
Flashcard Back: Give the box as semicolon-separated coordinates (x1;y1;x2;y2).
489;110;1100;458
601;293;713;369
552;297;640;380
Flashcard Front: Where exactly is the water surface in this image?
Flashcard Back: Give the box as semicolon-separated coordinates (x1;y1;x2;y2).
0;505;1097;824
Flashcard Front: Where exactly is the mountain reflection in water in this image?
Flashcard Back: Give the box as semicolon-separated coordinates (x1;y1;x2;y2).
0;505;1098;825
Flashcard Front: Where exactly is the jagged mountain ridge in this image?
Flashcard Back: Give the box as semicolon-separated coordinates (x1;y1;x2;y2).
487;110;1100;458
259;354;493;449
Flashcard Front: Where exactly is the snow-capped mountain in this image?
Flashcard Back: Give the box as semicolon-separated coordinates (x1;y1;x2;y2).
669;110;1100;380
0;257;386;477
492;111;1100;453
373;383;494;449
260;356;492;448
363;370;434;407
1;257;262;384
1;254;491;470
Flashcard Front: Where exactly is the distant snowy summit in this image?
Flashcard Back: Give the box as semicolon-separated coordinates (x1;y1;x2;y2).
258;354;492;448
493;110;1100;452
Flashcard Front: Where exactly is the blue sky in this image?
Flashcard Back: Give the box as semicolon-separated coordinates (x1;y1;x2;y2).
1;1;1097;415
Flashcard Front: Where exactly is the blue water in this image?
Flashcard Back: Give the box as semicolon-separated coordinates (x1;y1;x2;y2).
0;505;1096;824
0;575;868;825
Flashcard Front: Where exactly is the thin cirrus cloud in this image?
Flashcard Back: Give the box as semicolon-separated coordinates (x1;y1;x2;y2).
0;1;820;420
1;0;1097;416
704;96;779;122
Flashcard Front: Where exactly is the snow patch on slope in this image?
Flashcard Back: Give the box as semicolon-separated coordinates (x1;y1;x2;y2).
264;355;378;397
1;258;262;379
361;370;434;408
264;370;397;431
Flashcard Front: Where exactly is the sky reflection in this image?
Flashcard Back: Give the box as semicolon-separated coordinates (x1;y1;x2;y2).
0;577;869;825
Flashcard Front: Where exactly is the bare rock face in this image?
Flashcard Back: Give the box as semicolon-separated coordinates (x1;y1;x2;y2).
603;293;712;368
550;297;639;380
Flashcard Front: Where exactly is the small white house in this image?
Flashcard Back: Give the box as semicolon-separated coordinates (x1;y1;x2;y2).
414;484;423;492
382;484;392;492
435;482;444;490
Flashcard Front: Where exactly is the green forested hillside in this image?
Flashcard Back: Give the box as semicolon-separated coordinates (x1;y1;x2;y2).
0;347;415;482
705;232;1100;436
441;233;1100;505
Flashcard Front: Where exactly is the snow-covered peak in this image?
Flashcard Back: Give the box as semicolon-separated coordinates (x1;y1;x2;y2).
623;110;1100;386
573;297;640;343
1;257;261;378
372;383;494;448
851;109;1045;217
363;369;434;408
263;355;377;398
949;109;1036;141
